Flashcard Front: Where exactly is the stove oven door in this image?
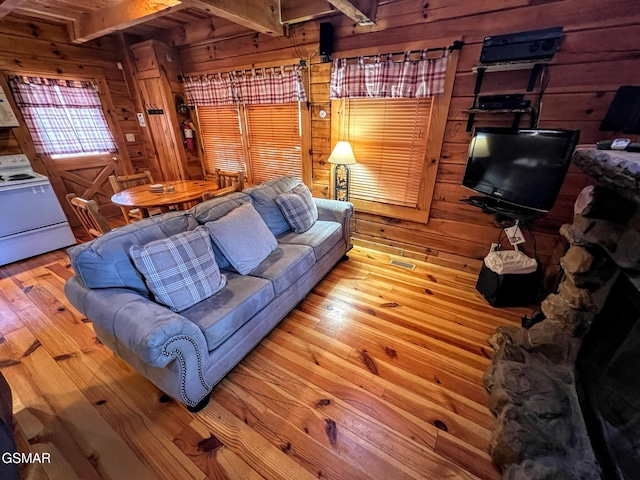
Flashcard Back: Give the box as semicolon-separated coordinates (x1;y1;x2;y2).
0;180;68;237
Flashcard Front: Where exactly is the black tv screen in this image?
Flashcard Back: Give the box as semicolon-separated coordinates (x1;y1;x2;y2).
462;127;580;212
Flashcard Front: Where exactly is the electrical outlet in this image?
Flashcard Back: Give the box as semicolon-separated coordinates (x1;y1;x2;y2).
116;62;123;70
136;113;146;127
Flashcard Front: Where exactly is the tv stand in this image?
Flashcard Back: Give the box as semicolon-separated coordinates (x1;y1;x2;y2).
461;196;543;223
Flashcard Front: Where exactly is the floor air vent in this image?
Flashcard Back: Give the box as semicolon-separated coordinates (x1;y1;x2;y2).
389;259;416;270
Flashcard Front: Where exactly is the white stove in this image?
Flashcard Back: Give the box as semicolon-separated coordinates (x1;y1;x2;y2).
0;154;49;189
0;154;75;266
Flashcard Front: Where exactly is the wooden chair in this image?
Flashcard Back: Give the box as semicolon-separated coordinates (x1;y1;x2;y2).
109;171;154;224
66;193;111;239
213;169;244;191
201;185;238;202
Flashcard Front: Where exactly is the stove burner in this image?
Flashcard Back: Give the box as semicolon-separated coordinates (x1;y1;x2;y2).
7;173;36;181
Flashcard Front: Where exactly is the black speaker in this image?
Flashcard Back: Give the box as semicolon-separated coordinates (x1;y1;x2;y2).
319;22;333;59
476;263;542;308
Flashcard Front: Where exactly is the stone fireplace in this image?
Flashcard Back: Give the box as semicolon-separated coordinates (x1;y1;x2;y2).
484;149;640;479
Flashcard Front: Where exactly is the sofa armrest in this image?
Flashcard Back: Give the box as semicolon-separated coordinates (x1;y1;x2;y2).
65;278;212;407
314;198;354;251
66;278;208;369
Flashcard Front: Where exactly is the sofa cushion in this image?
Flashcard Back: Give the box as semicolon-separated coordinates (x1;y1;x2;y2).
205;203;277;275
278;220;343;261
129;226;227;312
68;212;198;295
276;183;318;233
189;192;253;270
250;243;315;296
181;272;274;351
244;176;300;236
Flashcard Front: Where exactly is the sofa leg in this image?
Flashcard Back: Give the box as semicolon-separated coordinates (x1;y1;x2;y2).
186;394;210;413
340;254;349;262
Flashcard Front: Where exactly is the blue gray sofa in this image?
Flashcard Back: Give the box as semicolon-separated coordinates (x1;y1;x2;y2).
64;177;353;410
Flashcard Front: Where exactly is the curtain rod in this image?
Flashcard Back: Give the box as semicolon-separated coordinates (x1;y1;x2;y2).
337;40;464;62
184;62;304;80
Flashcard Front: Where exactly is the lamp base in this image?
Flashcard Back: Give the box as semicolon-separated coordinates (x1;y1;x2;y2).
333;163;350;201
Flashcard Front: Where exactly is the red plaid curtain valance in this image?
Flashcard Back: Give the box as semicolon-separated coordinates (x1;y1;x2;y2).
184;66;307;106
8;76;117;156
184;74;236;106
330;50;449;99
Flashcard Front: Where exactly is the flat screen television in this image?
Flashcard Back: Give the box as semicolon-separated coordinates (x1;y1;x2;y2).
462;127;580;213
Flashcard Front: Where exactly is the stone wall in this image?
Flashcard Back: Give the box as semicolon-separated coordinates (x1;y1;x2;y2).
483;149;640;479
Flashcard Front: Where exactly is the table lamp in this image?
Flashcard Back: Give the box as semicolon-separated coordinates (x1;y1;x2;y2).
328;141;357;201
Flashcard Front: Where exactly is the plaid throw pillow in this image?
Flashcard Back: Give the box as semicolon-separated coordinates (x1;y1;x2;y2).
275;183;318;234
129;226;226;312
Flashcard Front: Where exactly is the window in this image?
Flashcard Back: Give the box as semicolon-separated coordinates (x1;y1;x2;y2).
185;66;308;185
197;102;303;184
343;97;432;208
8;76;117;157
245;103;301;184
198;105;245;174
330;46;458;222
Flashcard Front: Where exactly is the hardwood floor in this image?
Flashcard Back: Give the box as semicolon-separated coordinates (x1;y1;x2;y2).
0;241;529;479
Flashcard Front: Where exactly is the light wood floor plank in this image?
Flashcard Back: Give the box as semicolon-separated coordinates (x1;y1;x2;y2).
54;349;206;479
235;353;479;479
193;400;318;480
4;326;156;480
0;243;526;479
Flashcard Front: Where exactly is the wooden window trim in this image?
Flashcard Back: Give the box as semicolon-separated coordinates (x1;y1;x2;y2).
329;47;459;223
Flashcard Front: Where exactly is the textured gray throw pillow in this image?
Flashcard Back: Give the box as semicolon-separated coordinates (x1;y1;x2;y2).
276;183;318;233
129;226;226;312
205;202;277;275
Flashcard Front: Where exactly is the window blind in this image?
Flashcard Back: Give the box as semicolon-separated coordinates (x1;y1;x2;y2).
245;102;302;184
345;97;432;207
197;105;245;175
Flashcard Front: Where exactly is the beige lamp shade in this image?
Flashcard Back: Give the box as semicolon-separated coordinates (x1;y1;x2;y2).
328;141;357;165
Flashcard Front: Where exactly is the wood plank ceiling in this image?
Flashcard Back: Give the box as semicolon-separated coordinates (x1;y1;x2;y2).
0;0;378;43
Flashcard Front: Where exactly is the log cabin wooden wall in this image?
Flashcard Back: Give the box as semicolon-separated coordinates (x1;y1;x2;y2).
0;15;158;179
171;0;640;272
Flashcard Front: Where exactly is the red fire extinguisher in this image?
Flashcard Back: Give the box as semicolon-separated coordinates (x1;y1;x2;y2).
181;120;195;151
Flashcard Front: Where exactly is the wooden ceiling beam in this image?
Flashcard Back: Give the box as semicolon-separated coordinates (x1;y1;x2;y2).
326;0;377;25
281;0;336;24
73;0;186;43
0;0;28;19
153;15;253;48
183;0;284;37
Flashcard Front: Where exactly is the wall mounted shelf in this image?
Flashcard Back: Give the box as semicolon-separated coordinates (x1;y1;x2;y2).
466;60;549;131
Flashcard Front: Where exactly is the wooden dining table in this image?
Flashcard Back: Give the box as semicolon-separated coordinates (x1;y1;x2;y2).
111;180;218;218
